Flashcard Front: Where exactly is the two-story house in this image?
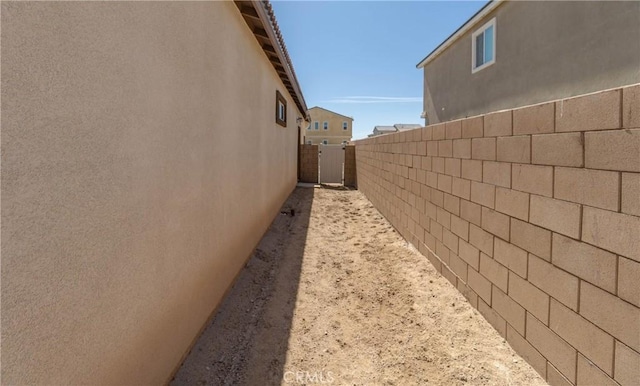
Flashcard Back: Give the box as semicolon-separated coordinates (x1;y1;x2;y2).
305;106;353;145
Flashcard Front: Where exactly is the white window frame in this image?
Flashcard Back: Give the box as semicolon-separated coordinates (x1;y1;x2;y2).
314;121;319;130
471;18;496;74
342;121;348;130
323;121;328;130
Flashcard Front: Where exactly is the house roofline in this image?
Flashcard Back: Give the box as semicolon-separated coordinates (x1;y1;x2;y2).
416;0;502;69
236;1;308;116
308;106;355;121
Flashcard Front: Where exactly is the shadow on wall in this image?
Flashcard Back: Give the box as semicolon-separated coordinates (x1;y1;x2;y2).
170;187;314;385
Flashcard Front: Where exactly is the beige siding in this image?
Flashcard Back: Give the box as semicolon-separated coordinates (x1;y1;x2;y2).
305;107;353;144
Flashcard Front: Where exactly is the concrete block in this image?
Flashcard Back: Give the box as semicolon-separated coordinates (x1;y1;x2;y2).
547;363;573;386
556;89;621;132
497;135;531;163
526;313;577;384
461;159;483;182
427;141;438;156
513;101;555;135
445;119;462;139
622;172;640;216
438;139;453;157
484;110;512;137
462;116;483;138
432;123;446;140
492;286;525;335
585;129;640;172
582;206;640;262
532;132;584;167
445;158;461;177
437;173;452;193
460;199;482;226
432;157;445;173
508;272;549;324
552;233;617;294
450;215;469;241
481;207;510;241
580;281;640;351
480;253;508;292
436;206;451;229
622;84;640;129
458;239;480;270
472;137;496;160
483;161;511;188
469;224;494;256
468;267;492;305
471;181;495;209
449;252;468;282
530;195;581;239
618;257;640;307
549;299;615;375
478;298;506;336
510;218;551;261
506;325;547;379
577;354;617;386
615;341;640;386
495;187;529;221
452;177;471;200
453;139;472;159
457;281;479;309
494;238;528;278
529;254;579;311
512;163;553;197
443;228;459;254
554;167;619;211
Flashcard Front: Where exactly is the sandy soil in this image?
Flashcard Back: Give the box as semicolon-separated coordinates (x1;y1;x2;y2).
171;187;547;386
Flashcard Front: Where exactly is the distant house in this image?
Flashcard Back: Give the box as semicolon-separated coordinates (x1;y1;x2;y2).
305;107;353;145
416;0;640;124
370;123;422;137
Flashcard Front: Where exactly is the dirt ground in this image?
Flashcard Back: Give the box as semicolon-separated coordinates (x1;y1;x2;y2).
171;187;547;386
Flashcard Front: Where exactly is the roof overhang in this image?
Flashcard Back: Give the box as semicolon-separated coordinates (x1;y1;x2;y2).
235;1;308;115
416;0;503;69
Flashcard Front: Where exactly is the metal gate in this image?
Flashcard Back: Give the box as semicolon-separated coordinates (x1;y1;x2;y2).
319;145;345;184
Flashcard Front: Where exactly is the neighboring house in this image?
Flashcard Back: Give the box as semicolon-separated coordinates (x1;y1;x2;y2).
417;0;640;124
305;106;353;145
370;123;422;136
2;1;306;384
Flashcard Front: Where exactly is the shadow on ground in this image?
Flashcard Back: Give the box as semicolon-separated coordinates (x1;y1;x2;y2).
170;187;314;386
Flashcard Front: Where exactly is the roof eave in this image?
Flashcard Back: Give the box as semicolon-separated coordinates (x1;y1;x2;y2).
416;0;502;69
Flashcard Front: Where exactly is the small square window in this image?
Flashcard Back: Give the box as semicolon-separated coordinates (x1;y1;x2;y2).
343;122;348;130
322;139;328;145
314;121;319;130
323;122;328;130
306;140;312;145
472;18;496;73
275;90;287;127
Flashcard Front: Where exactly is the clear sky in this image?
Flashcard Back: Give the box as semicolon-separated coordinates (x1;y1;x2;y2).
271;0;488;140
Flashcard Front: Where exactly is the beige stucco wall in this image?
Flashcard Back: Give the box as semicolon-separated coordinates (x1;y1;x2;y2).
305;107;353;145
1;2;301;384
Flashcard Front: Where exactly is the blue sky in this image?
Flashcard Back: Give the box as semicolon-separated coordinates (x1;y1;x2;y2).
271;1;487;140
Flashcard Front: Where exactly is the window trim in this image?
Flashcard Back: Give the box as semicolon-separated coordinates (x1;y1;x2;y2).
314;121;319;130
471;18;496;74
323;121;328;130
342;121;348;130
322;139;328;145
275;90;287;127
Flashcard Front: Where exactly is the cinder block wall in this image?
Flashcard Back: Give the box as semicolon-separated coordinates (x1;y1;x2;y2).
344;145;357;188
299;144;319;183
354;84;640;386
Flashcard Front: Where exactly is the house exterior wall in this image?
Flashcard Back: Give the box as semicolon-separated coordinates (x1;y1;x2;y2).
1;2;301;384
305;108;353;145
355;85;640;386
422;1;640;124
